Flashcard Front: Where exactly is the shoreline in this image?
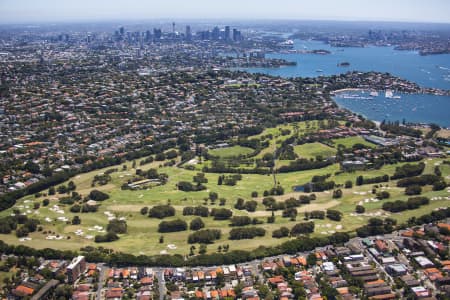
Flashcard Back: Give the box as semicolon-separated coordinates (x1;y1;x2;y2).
332;91;450;129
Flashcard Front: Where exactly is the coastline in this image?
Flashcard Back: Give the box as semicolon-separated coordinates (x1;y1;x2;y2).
332;91;450;128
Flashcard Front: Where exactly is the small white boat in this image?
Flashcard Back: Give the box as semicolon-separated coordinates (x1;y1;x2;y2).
385;90;394;98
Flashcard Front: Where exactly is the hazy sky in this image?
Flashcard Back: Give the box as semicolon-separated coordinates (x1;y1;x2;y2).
1;0;449;24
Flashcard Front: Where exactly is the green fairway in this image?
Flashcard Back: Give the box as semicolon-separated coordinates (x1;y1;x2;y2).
208;146;254;157
332;136;376;148
0;120;448;257
294;142;337;159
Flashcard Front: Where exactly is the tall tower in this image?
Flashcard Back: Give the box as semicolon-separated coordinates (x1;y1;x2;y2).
225;26;231;41
186;25;192;41
172;22;176;36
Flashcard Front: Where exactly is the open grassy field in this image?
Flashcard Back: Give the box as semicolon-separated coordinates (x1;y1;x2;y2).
294;142;337;159
332;136;376;148
1;155;448;257
208;146;255;158
0;121;448;257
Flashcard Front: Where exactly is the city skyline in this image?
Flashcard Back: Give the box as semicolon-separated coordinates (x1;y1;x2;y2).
1;0;450;24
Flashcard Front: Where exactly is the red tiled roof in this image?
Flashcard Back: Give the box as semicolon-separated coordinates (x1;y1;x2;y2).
195;290;203;298
268;275;285;284
211;290;219;298
14;285;34;296
140;277;153;285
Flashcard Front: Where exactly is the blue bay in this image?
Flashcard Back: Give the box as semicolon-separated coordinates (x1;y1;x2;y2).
243;40;450;127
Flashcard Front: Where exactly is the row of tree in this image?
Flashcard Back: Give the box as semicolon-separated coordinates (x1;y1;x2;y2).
188;229;221;244
382;197;430;213
182;206;209;217
356;174;389;186
391;162;425;180
234;198;258;212
277;158;333;173
149;205;176;219
229;227;266;240
4;207;450;267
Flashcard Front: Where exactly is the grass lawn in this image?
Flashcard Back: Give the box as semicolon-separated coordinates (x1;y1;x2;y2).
208;146;254;158
332;136;376;149
2;156;448;256
1;116;448;258
294;142;337;159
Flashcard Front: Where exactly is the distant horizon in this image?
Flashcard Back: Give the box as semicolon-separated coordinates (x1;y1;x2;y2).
1;17;450;27
1;0;449;25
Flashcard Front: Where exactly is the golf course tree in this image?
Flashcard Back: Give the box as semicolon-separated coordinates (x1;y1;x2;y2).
262;197;277;211
344;180;353;188
356;174;389;186
376;191;390;199
234;198;258;212
356;217;396;237
0;217;18;234
332;189;343;199
95;232;119;243
391;162;425;180
210;208;233;220
326;209;343;221
209;192;218;202
285;197;300;208
382;197;430;213
107;219;127;234
177;181;207;192
355;205;365;214
14;218;40;237
148;205;175;219
234;198;245;210
193;172;208;184
140;206;149;215
306;210;325;220
290;221;315;236
282;207;297;220
225;174;243;186
229;227;266;240
230;216;252;227
158;219;188;233
188;229;221;244
244;200;258;212
299;194;316;204
405;185;422;195
71;216;81;225
183;206;209;217
272;227;290;238
189;217;205;231
88;189;109;201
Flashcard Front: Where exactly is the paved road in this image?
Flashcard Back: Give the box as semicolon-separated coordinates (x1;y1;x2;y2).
96;263;107;300
156;269;166;300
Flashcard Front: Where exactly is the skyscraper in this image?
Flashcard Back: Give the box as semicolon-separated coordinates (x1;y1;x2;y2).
233;28;242;42
212;26;220;40
225;26;231;41
186;25;192;41
153;28;162;41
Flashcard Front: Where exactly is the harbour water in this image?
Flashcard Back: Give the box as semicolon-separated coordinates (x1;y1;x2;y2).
333;90;450;127
244;40;450;126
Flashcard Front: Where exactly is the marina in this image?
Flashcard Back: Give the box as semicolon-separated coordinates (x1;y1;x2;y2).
333;90;450;127
244;39;450;126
